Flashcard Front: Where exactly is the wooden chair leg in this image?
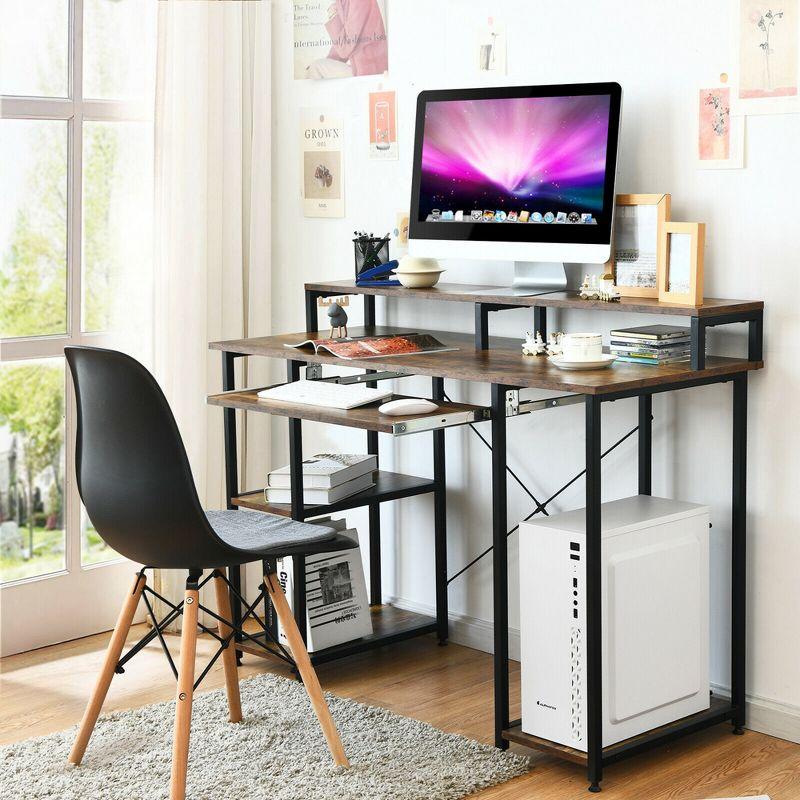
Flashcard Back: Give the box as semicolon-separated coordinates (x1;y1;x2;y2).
170;583;199;800
68;572;146;765
213;568;242;723
264;572;350;768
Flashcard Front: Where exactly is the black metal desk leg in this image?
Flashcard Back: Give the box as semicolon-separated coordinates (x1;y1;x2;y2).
305;290;320;331
748;310;763;363
364;294;376;328
475;304;490;350
222;351;243;663
367;433;381;606
533;306;547;341
432;377;448;645
491;384;510;749
287;360;308;644
585;395;603;792
732;372;748;734
638;394;652;496
691;317;707;370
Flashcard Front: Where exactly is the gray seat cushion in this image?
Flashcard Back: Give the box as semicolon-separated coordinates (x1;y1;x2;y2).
206;510;337;554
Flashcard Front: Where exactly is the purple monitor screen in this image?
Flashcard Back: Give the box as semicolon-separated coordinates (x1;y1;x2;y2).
418;95;612;225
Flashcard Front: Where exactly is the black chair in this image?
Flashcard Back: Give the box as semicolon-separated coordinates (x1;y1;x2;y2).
65;346;354;800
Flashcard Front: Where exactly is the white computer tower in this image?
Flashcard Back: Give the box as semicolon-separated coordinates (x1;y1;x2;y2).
520;495;710;750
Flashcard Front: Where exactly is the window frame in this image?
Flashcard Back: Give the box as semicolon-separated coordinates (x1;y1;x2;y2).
0;0;152;585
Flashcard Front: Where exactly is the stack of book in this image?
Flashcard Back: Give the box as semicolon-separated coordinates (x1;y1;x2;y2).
610;325;692;366
265;453;377;505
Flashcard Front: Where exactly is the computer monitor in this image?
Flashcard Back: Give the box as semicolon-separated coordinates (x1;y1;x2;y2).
408;82;622;295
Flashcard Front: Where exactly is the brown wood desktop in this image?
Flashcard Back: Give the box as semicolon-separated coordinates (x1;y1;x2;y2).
208;281;764;792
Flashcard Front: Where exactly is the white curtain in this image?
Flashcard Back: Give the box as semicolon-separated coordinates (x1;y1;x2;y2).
152;1;272;620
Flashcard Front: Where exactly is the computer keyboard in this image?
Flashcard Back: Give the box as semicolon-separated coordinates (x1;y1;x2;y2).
257;381;393;410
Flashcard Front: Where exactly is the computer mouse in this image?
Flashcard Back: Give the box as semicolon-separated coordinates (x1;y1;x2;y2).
378;398;439;416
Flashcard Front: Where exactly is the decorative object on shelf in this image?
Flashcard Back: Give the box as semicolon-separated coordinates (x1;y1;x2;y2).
546;332;564;357
378;398;439;416
327;302;349;337
392;255;446;288
578;273;620;302
658;222;706;306
611;194;671;298
521;331;547;356
354;231;396;285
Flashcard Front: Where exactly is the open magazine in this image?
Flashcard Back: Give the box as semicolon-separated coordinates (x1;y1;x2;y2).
285;332;457;359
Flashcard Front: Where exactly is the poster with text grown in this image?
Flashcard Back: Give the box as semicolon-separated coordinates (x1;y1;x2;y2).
301;110;345;218
368;90;397;159
294;0;388;80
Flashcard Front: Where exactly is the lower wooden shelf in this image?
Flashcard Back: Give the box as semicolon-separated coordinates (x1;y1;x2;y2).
238;604;438;666
502;696;735;766
231;470;436;518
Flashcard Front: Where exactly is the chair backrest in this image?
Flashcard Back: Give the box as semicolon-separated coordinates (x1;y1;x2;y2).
65;346;228;569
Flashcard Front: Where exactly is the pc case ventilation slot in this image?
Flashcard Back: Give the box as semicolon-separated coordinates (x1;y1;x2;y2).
570;625;583;742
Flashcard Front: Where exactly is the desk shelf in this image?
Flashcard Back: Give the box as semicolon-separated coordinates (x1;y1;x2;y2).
207;387;489;434
303;280;764;368
238;604;437;666
231;470;436;519
502;696;735;766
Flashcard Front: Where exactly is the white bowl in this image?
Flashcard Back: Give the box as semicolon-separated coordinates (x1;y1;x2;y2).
394;269;446;288
396;255;442;273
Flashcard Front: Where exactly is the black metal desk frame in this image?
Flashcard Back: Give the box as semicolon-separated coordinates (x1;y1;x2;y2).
216;286;760;792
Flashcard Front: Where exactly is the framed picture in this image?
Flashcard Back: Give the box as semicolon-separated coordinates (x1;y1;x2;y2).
611;194;671;298
696;85;745;170
658;222;705;306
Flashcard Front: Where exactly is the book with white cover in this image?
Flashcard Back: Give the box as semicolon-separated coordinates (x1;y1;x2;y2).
264;471;374;505
276;525;372;652
267;453;377;490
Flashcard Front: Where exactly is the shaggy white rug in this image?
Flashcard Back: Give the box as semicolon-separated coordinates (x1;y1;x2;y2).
0;672;530;800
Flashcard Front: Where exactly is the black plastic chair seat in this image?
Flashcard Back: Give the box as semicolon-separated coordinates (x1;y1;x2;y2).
206;510;358;561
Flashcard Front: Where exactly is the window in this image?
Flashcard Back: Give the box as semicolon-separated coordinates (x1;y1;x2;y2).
0;0;157;584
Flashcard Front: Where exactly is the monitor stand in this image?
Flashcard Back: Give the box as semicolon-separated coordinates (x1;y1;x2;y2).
467;261;570;298
510;261;567;296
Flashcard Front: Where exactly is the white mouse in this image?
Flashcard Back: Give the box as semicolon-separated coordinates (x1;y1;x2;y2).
378;398;439;416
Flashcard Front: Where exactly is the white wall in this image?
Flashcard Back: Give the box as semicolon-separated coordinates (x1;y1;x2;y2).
269;0;800;738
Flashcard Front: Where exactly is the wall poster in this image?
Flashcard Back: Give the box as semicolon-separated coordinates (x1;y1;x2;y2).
294;0;388;80
697;85;745;168
733;0;800;114
368;90;397;159
301;110;345;218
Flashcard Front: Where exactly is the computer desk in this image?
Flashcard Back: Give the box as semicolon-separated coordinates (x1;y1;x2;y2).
208;281;764;792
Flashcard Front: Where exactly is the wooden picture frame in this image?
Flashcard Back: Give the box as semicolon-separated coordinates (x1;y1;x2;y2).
609;193;671;298
658;222;705;306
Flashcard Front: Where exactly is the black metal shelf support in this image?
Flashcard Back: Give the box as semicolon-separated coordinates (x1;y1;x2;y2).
691;308;763;370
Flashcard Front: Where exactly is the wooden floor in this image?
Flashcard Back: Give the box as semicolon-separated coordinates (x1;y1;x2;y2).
2;625;798;799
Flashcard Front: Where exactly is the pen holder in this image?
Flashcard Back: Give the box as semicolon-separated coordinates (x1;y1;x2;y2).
354;237;391;282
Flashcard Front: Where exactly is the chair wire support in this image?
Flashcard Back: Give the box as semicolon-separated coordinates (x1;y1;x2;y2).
112;569;297;688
